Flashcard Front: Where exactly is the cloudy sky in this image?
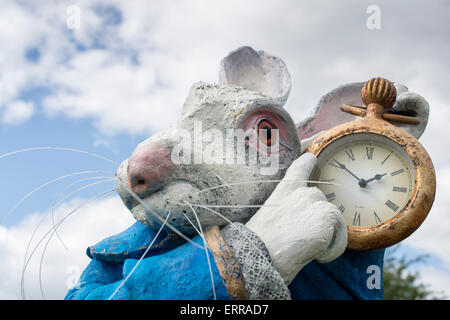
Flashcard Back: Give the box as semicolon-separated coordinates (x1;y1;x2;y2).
0;0;449;299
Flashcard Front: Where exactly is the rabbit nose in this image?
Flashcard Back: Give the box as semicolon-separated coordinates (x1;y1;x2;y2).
127;142;173;196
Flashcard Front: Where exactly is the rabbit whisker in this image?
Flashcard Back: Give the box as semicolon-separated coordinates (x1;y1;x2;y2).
23;178;115;291
21;189;116;300
192;205;233;225
182;211;201;236
184;201;216;300
1;170;115;223
107;210;172;300
0;147;119;166
201;206;270;258
115;176;204;250
50;177;116;249
167;201;269;209
192;179;363;198
22;178;114;299
39;181;116;299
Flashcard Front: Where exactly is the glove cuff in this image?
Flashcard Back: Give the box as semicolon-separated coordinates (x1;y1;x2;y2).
221;222;291;300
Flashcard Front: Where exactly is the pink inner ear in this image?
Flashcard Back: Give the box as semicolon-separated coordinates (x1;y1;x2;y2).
296;83;364;140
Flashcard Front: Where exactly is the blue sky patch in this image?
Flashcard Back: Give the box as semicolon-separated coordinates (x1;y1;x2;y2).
25;47;41;63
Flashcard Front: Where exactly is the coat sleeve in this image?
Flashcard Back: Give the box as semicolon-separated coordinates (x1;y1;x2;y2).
288;248;386;299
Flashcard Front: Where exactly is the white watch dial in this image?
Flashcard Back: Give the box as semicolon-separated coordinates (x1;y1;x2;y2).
310;133;416;227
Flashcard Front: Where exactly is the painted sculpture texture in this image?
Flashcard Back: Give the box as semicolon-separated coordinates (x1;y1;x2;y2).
65;47;430;300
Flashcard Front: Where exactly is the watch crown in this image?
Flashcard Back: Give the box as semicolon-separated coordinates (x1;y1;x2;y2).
361;78;397;110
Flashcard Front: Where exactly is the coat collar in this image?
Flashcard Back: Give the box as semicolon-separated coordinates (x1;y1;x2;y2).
86;221;184;263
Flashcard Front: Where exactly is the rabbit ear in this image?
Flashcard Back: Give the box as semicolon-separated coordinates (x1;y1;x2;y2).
296;82;364;140
296;82;430;141
390;84;429;139
219;46;291;107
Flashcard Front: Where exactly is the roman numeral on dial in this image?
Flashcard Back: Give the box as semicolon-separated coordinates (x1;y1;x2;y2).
366;147;374;160
374;211;382;224
353;212;361;226
385;200;399;212
381;152;392;165
325;193;336;201
391;169;405;176
328;160;340;170
393;186;407;193
345;149;355;161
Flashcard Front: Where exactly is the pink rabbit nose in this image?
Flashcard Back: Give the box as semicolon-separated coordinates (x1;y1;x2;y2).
127;142;173;196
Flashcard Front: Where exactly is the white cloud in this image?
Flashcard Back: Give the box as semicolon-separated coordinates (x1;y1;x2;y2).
42;49;185;135
0;196;134;299
1;0;449;138
1;100;35;125
415;265;450;299
404;163;450;269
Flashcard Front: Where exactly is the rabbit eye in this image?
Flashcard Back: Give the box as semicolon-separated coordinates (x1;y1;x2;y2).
257;119;277;146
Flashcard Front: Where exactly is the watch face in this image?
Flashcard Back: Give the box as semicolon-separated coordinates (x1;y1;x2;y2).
310;132;416;227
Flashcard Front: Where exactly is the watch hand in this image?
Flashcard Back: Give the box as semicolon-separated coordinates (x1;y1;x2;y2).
365;173;387;184
332;159;362;182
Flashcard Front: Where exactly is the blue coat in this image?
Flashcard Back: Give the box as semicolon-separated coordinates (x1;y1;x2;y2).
65;222;385;300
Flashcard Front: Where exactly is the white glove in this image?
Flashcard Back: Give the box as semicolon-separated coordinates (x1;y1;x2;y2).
245;152;348;285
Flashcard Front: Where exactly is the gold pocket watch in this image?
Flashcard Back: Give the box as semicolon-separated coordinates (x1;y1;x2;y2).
306;78;436;251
